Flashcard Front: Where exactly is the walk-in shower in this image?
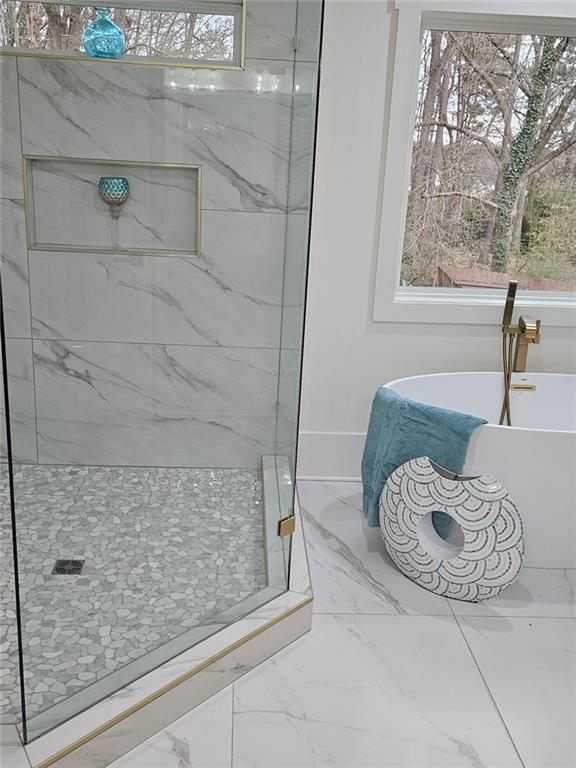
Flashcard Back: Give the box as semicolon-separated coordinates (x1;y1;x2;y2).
0;0;322;749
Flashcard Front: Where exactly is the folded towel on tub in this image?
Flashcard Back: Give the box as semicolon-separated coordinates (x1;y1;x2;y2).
361;386;487;530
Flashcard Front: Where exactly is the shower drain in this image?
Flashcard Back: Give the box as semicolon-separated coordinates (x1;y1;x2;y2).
52;559;85;575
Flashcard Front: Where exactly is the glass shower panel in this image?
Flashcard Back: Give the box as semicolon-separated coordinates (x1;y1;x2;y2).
0;0;322;744
276;0;324;567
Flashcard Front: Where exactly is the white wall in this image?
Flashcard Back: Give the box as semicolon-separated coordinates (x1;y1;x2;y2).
298;0;576;479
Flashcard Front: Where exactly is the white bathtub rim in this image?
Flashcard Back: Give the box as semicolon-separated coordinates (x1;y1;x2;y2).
384;371;576;435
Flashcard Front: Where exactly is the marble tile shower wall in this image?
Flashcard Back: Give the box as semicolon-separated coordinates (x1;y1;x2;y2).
0;1;319;468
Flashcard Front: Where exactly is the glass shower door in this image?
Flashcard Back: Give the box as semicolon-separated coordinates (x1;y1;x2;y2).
0;0;323;743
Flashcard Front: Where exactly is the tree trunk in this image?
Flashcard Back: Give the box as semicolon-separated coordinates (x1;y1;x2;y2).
491;36;568;271
481;37;520;264
428;40;454;193
410;32;442;199
509;175;529;263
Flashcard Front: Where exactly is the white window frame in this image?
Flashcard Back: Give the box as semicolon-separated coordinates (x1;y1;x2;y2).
373;0;576;326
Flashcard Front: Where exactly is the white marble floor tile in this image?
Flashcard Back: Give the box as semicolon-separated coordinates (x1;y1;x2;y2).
233;613;522;767
451;567;576;619
0;725;30;768
459;617;576;768
298;480;452;615
108;686;232;768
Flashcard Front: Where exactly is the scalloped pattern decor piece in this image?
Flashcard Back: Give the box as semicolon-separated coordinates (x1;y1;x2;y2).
380;457;524;603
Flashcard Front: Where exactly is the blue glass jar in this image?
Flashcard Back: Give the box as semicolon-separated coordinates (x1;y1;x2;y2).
98;177;129;219
83;9;125;59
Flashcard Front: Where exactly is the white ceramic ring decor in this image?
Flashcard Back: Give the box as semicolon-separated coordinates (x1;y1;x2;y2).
379;456;524;602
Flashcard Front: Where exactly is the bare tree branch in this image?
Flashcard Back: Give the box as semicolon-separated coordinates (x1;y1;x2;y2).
528;136;576;176
447;32;510;118
423;191;504;210
488;37;531;97
415;120;500;164
533;84;576;161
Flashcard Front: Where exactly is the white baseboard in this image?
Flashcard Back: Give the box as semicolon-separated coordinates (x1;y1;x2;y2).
296;431;365;480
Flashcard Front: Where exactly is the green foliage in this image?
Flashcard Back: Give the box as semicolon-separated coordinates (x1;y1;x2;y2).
519;183;576;283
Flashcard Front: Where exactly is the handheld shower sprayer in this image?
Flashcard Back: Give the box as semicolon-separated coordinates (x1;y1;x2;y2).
502;280;518;330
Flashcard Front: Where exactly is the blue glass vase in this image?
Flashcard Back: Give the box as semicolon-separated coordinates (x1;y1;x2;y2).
98;177;129;219
83;9;125;59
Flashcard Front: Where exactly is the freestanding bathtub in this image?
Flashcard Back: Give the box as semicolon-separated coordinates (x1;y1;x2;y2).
385;372;576;568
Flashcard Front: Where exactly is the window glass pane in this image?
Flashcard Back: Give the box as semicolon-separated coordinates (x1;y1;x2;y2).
402;30;576;291
0;1;235;63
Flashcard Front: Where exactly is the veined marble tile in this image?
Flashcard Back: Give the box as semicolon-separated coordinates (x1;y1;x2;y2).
277;348;299;420
33;339;277;466
0;199;31;338
451;567;576;619
30;159;199;254
280;212;309;352
30;211;285;348
295;0;324;63
288;489;312;596
288;66;319;214
108;686;233;768
298;480;452;615
275;344;300;458
245;0;297;61
18;57;293;213
0;339;37;463
0;725;28;768
459;616;576;768
262;454;289;590
0;59;23;199
233;613;522;766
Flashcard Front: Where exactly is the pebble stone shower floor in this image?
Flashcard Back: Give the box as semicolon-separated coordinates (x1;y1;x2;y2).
0;464;266;723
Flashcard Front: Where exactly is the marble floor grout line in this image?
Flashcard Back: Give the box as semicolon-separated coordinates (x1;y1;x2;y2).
230;682;235;768
312;610;454;616
447;601;527;768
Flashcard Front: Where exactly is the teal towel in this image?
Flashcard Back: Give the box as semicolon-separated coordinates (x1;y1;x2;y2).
361;387;487;528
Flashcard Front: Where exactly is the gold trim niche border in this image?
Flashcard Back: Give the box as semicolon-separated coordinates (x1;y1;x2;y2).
23;155;203;259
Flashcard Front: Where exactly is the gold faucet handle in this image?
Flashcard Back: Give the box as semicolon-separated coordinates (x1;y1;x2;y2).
519;315;541;343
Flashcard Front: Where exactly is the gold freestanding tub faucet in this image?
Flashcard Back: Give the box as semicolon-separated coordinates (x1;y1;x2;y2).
499;281;541;425
513;315;541;373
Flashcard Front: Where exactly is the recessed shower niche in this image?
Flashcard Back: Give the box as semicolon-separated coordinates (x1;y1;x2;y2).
24;156;201;256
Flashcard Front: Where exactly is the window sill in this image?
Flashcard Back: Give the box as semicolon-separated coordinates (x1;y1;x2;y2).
372;287;576;326
0;47;242;70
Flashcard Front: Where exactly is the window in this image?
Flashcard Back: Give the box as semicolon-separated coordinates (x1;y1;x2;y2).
405;29;575;292
374;2;576;325
0;0;243;67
